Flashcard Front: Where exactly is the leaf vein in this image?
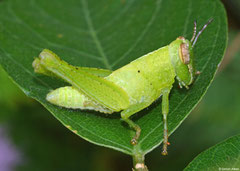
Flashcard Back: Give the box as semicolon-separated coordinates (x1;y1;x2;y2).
7;2;101;61
96;0;136;33
81;0;112;70
111;0;163;67
0;48;52;89
31;0;89;34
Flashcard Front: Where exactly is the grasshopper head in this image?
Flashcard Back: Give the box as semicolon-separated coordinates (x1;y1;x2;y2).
169;19;213;89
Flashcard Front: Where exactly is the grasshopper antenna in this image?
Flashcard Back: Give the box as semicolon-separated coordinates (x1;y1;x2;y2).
192;18;213;47
190;21;197;42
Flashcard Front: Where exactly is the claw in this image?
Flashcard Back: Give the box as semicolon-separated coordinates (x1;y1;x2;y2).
161;150;168;156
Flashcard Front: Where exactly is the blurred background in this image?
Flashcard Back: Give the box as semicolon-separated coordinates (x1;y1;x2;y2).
0;0;240;171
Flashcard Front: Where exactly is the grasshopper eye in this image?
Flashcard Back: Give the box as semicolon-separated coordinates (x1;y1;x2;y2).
179;43;190;64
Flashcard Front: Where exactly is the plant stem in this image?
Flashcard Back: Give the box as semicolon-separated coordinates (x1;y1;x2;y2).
132;153;148;171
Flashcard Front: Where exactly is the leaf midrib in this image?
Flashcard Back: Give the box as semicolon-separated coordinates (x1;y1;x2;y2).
81;0;111;70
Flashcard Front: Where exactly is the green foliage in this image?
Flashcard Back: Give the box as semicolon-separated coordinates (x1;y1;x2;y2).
185;135;240;170
0;0;227;156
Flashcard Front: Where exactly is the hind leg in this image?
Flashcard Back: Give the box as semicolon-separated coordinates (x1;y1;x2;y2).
47;86;113;114
33;49;130;111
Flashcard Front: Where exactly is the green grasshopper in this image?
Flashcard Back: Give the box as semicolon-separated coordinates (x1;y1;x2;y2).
32;19;212;155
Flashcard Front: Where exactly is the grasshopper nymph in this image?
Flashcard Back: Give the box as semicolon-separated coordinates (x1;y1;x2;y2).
33;19;213;155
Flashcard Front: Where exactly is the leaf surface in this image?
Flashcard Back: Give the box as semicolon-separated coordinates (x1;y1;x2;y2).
185;135;240;170
0;0;227;155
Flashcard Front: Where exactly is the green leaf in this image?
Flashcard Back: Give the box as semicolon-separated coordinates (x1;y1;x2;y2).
185;135;240;170
0;0;227;156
